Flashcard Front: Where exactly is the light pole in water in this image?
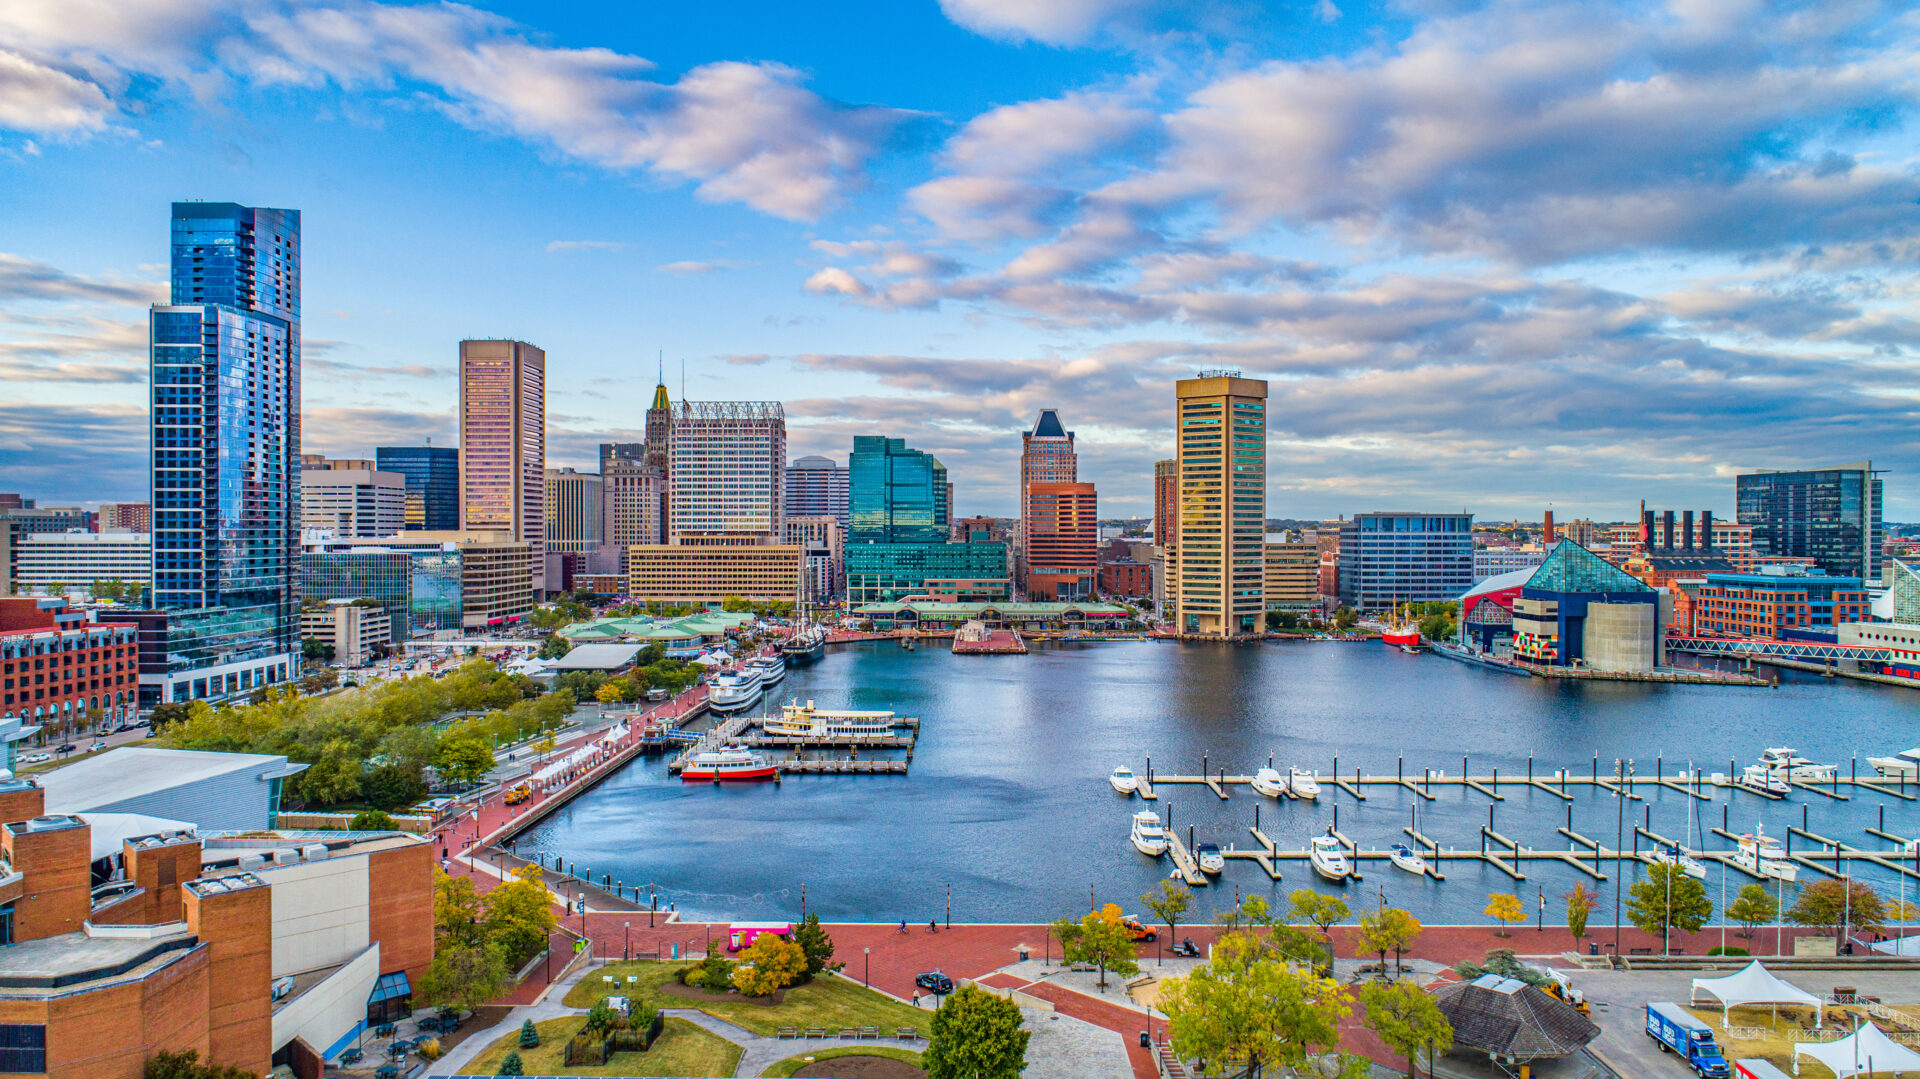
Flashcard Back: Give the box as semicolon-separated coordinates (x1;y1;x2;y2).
1614;758;1634;954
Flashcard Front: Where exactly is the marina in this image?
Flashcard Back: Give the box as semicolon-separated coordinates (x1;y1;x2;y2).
666;699;921;776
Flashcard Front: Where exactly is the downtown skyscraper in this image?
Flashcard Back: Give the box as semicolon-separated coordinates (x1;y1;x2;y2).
1017;409;1077;594
146;201;303;703
1170;372;1268;638
460;339;546;588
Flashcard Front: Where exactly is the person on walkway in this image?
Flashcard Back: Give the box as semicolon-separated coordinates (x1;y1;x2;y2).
897;920;907;934
927;919;938;934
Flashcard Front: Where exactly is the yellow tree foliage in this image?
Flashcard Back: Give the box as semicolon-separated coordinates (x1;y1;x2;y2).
1485;893;1526;937
733;934;808;997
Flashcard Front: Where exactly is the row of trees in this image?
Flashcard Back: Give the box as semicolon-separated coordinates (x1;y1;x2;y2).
416;867;562;1013
1505;873;1918;952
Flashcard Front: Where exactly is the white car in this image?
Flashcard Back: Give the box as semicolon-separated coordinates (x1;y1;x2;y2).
18;753;50;765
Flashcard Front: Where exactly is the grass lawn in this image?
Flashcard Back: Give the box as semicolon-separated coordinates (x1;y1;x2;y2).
562;963;931;1039
460;1016;740;1077
759;1045;924;1077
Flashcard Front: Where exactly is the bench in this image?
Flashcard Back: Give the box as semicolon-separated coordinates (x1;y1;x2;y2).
860;1026;879;1039
896;1028;919;1041
839;1028;858;1040
777;1027;797;1039
806;1028;827;1039
1630;947;1653;955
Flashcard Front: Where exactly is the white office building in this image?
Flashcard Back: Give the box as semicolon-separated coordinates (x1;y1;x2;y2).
300;469;407;538
13;531;152;594
669;401;786;543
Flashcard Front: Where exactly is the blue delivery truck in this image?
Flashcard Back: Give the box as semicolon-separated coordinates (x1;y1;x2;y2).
1647;1002;1731;1078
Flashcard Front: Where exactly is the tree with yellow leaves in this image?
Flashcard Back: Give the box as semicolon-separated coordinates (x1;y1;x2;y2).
1485;893;1526;938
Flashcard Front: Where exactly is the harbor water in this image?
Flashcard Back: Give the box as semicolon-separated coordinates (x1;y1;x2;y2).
514;641;1920;926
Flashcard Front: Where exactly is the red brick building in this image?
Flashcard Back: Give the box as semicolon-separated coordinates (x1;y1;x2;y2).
1024;482;1098;601
1694;570;1870;639
1153;459;1176;547
1099;559;1150;598
0;598;138;734
1018;410;1077;591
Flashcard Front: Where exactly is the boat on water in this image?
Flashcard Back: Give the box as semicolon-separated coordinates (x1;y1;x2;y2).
781;624;828;666
763;699;901;738
707;667;764;713
1131;810;1171;857
1398;643;1422;655
1649;843;1707;880
1109;766;1138;795
1309;834;1352;882
1379;603;1422;649
1730;826;1798;882
680;746;777;782
1388;843;1427;875
1195;842;1225;875
745;653;786;687
1867;747;1920;780
1289;768;1321;800
1250;767;1290;798
1753;747;1838;784
1735;766;1790;796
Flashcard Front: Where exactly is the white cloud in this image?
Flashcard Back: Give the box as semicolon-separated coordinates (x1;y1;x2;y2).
937;0;1153;45
803;267;869;297
0;50;114;133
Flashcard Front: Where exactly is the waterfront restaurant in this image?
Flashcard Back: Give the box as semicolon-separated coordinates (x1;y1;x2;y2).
851;600;1131;632
557;611;754;656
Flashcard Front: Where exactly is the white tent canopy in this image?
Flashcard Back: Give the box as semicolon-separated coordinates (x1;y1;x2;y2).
1691;961;1822;1026
1870;934;1920;957
1795;1022;1920;1078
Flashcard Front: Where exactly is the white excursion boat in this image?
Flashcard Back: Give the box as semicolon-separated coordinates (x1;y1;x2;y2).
1250;767;1289;798
1388;843;1428;875
1309;834;1351;882
1754;747;1838;784
745;653;786;687
1131;810;1171;857
1735;766;1791;796
707;667;764;713
1649;844;1707;880
1289;768;1321;800
1730;826;1798;882
679;746;776;782
1109;766;1139;795
763;699;901;738
1867;747;1920;780
1195;841;1225;875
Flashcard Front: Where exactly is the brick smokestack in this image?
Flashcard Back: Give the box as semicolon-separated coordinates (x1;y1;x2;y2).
1662;510;1676;550
1543;510;1555;544
1682;509;1695;551
1701;509;1714;551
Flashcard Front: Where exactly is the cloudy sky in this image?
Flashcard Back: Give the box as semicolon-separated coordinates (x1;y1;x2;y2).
2;0;1917;520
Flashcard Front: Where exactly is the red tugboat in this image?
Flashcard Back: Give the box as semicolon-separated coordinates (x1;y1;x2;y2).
1378;603;1423;649
679;746;777;782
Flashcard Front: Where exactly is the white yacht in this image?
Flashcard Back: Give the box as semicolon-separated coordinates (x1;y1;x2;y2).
1868;747;1920;780
1195;841;1225;875
1730;827;1798;882
1289;768;1322;800
1388;843;1428;875
745;653;786;687
763;699;900;738
1309;834;1351;882
1649;844;1707;880
707;667;764;713
1249;767;1290;798
1754;747;1838;784
1735;765;1790;796
1131;810;1171;857
1109;766;1139;795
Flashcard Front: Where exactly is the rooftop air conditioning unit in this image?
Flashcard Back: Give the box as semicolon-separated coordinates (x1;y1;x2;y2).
300;844;329;862
270;848;298;866
238;854;266;872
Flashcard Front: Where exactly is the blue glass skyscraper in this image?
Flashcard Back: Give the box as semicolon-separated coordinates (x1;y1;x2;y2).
376;445;460;530
146;202;301;704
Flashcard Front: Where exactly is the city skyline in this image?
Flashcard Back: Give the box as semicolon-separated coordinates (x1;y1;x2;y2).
2;1;1917;519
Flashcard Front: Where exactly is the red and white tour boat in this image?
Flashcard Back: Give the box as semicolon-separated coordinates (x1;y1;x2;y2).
679;746;777;782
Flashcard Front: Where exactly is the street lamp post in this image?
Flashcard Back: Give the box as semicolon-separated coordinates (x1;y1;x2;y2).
864;946;871;987
1614;758;1634;953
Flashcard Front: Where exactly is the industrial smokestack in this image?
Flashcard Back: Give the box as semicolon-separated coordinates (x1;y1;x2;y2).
1544;510;1556;544
1643;509;1656;549
1682;510;1695;551
1662;510;1676;551
1701;510;1714;551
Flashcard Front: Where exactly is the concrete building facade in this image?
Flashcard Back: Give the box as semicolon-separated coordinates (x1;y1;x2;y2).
298;601;390;665
1262;536;1319;610
1337;512;1474;610
624;544;802;604
298;468;406;539
11;533;151;596
668;402;785;544
459;340;545;590
784;456;850;533
1023;481;1098;602
1170;374;1267;638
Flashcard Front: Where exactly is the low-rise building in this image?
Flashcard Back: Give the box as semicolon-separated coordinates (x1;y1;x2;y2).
1695;566;1870;639
1263;536;1318;609
298;600;390;665
844;541;1009;605
0;597;138;734
625;544;802;604
305;532;534;633
1099;559;1150;599
39;747;308;831
10;532;151;596
1472;544;1546;583
1508;542;1665;673
557;611;753;656
851;600;1131;632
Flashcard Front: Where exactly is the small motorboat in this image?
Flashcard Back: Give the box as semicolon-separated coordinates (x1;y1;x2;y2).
1250;767;1290;798
1868;747;1920;779
1648;844;1707;880
1309;834;1351;882
1755;747;1837;783
1131;810;1171;857
1736;765;1791;796
1195;841;1225;875
1289;768;1321;800
1388;843;1427;875
1109;766;1138;795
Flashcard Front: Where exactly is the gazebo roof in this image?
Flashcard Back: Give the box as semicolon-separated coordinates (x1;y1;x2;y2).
1431;976;1601;1061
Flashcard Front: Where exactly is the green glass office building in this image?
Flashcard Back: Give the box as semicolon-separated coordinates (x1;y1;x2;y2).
845;436;1005;602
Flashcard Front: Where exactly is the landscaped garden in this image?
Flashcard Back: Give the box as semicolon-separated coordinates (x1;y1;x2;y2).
564;960;932;1039
460;1015;742;1077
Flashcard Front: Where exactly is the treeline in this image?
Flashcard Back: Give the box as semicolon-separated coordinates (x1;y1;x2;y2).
158;660;574;810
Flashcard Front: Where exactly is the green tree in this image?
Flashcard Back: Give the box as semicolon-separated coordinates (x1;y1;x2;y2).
793;912;838;982
1485;893;1526;937
1787;878;1886;947
498;1049;524;1076
519;1018;540;1048
1358;907;1423;979
350;809;396;830
416;940;509;1013
434;870;488;950
1142;880;1193;961
1051;903;1140;988
1361;979;1455;1078
1288;889;1351;954
1214;895;1331;973
148;700;191;732
1628;863;1713;950
925;984;1030;1079
92;578;126;602
732;934;807;996
1565;884;1595;945
1332;606;1359;631
362;762;426;810
1160;931;1358;1077
437;734;497;787
301;637;336;662
1726;883;1780;943
485;865;560;965
144;1049;257;1079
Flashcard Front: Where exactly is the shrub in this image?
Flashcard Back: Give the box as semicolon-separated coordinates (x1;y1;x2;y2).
416;1038;443;1061
518;1019;540;1048
699;955;736;993
1707;946;1750;957
350;809;396;831
498;1049;524;1076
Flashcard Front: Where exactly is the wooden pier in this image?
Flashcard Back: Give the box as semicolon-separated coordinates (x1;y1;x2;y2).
1164;832;1208;887
669;710;919;776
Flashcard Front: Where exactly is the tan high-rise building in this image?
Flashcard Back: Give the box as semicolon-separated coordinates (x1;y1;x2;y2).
1017;409;1076;593
459;339;545;589
1153;459;1177;547
1171;373;1267;638
544;468;603;555
1263;534;1319;610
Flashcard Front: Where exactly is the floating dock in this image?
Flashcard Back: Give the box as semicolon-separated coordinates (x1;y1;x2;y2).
668;711;919;775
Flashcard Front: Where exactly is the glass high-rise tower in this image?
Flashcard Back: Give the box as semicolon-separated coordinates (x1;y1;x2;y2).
146;201;302;703
377;444;460;530
844;436;1006;603
1737;462;1883;581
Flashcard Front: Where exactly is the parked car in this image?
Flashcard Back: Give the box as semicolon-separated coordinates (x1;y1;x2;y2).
914;971;955;995
87;741;107;752
55;743;77;754
17;753;50;765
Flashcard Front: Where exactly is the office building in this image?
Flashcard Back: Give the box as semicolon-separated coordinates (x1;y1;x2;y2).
299;467;406;538
306;532;531;632
1336;512;1474;610
1170;373;1267;638
1473;544;1547;582
604;459;666;551
459;339;545;589
96;502;152;533
951;516;1005;544
785;455;851;531
599;442;644;473
1024;482;1098;601
299;599;390;665
1098;558;1150;599
1153;459;1177;547
1018;410;1076;589
624;544;802;604
1737;462;1883;581
11;532;151;595
668;401;785;543
850;436;948;544
845;539;1011;604
375;445;459;531
784;516;844;604
0;506;91;536
0;495;26;510
644;373;673;470
544;468;604;556
1263;535;1319;609
1694;565;1870;639
0;597;139;731
148;201;302;703
852;600;1130;632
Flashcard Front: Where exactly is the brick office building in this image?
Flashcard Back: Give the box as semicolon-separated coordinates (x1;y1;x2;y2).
0;597;138;737
0;775;432;1077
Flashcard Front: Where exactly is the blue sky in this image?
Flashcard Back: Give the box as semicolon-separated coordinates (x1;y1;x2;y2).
1;0;1917;520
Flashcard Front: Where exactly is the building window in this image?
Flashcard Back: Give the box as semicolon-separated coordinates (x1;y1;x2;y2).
366;972;413;1026
0;1023;45;1072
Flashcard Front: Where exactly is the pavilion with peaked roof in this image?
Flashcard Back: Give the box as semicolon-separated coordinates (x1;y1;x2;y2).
1510;541;1666;672
1431;975;1601;1064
